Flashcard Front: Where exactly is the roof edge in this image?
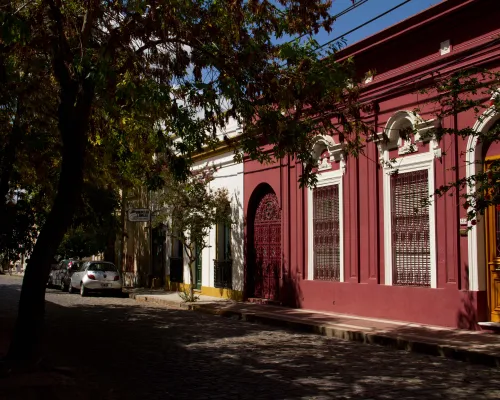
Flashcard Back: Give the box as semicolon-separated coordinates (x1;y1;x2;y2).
334;0;476;60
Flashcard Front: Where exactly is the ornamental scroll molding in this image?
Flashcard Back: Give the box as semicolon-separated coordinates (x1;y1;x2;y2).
373;111;442;168
255;193;281;222
311;135;346;174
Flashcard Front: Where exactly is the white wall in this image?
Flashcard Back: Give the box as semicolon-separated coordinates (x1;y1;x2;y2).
166;116;244;289
193;151;244;291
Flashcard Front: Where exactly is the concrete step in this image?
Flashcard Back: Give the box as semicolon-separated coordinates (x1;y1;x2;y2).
478;322;500;333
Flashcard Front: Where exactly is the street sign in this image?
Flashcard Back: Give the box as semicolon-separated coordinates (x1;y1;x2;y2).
128;208;151;222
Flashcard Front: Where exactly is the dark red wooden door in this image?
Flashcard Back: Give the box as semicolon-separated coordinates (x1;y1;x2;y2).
253;193;281;300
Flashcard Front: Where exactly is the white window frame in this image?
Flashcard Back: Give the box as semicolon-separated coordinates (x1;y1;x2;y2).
382;151;437;288
307;169;344;281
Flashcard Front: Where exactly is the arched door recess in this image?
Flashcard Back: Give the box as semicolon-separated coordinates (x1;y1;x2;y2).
249;190;281;300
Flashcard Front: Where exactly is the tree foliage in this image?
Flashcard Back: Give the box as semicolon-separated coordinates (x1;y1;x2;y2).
426;68;500;222
57;184;119;260
385;68;500;222
152;166;231;301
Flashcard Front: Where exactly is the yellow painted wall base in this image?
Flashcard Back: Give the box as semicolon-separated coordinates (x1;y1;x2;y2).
164;276;190;293
200;286;243;301
164;276;243;301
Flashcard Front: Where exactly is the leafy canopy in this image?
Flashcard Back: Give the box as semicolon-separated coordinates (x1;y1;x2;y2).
152;166;231;258
4;0;362;186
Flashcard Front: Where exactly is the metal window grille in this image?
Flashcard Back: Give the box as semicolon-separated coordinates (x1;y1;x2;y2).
169;257;184;283
214;259;232;289
391;170;431;287
313;185;340;281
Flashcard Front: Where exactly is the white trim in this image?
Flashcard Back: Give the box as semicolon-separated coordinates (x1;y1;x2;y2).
384;110;421;145
382;145;437;288
379;111;441;158
440;40;451;56
379;112;441;288
311;135;346;173
307;168;345;282
467;104;500;291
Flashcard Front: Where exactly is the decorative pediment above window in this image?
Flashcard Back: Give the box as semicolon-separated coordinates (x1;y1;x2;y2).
374;111;442;167
311;135;346;174
318;156;331;171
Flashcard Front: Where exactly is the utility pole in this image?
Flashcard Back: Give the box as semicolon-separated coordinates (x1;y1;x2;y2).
148;190;153;282
120;188;128;275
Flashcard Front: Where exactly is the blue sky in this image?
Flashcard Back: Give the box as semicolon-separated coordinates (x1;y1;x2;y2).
278;0;442;47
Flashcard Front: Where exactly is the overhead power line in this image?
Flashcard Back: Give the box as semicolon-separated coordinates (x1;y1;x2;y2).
285;0;372;45
315;0;414;52
335;0;371;19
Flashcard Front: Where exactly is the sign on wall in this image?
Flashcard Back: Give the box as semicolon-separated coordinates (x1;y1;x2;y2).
128;208;151;222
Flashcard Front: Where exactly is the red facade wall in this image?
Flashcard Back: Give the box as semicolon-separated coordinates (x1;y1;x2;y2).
243;0;500;327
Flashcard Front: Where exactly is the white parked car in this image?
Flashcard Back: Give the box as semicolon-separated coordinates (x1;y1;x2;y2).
68;261;122;296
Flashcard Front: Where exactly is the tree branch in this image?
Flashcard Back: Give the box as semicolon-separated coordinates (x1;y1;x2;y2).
135;39;165;55
80;2;95;51
44;0;74;91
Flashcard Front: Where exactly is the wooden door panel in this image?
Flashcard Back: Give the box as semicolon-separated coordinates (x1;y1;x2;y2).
485;158;500;322
490;264;500;322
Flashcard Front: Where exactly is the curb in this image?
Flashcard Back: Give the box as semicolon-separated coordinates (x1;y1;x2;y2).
128;293;188;309
129;293;500;368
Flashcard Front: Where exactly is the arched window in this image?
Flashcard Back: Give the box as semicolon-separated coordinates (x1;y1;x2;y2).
307;135;345;282
376;111;441;288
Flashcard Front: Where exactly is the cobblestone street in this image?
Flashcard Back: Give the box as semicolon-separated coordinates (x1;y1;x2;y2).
1;275;500;399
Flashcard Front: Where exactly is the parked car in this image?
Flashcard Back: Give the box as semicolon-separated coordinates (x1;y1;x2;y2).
60;261;83;291
68;261;122;296
47;259;77;289
47;264;57;287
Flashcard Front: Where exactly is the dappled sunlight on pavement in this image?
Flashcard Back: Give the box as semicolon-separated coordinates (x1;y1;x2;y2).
1;275;500;399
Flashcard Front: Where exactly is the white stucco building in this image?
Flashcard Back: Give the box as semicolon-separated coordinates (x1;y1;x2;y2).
165;118;244;299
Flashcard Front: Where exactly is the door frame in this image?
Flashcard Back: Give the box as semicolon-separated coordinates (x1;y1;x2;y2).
485;155;500;321
246;183;281;299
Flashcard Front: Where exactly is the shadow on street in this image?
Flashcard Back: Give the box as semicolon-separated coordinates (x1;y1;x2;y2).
1;277;499;400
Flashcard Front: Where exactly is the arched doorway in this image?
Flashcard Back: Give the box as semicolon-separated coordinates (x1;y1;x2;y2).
483;136;500;322
468;104;500;322
248;187;281;300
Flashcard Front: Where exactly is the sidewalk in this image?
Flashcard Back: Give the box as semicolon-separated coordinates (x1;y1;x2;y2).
128;290;500;367
127;289;234;308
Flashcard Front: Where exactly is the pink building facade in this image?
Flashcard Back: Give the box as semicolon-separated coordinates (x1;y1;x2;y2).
243;0;500;328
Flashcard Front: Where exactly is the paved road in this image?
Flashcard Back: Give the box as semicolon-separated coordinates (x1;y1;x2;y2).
1;275;500;400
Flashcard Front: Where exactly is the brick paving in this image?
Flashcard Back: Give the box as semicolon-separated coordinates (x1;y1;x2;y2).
130;291;500;365
1;275;500;400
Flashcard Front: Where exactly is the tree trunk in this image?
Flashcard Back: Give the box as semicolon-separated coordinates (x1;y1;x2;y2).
188;259;195;301
7;125;85;364
5;0;96;365
120;188;127;275
6;80;92;363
